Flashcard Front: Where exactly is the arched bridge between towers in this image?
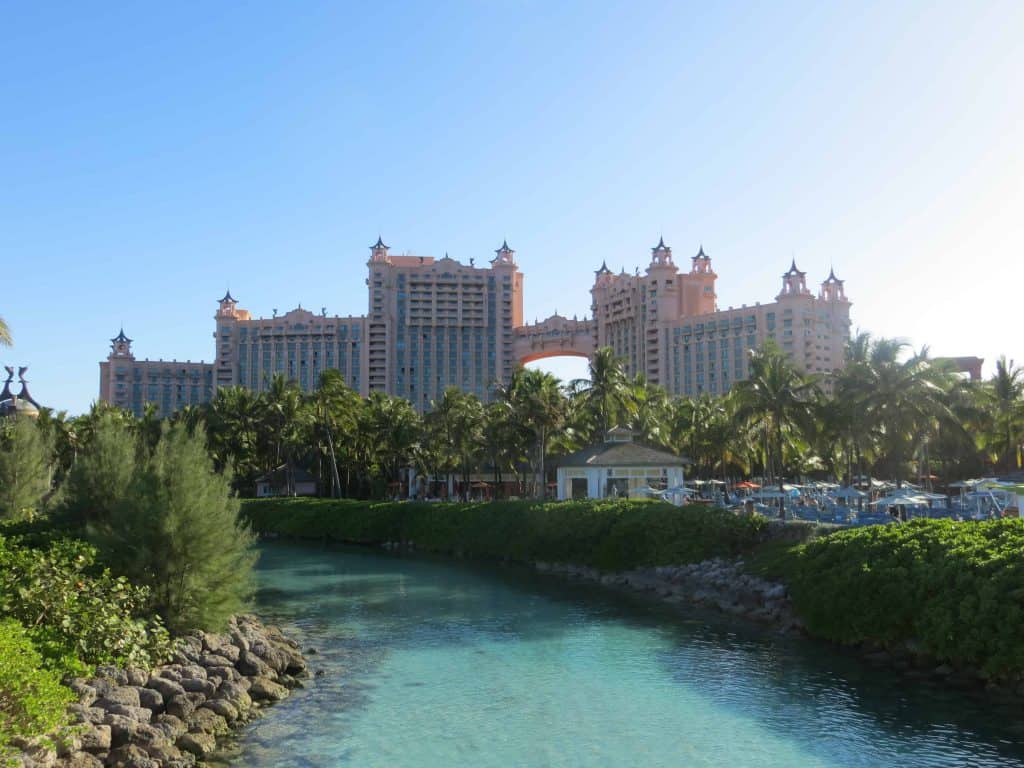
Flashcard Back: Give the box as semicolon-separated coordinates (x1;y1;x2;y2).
513;314;596;365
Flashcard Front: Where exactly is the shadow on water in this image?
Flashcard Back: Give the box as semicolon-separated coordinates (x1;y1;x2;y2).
236;541;1024;768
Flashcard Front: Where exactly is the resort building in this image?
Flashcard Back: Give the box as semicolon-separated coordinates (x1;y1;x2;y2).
590;241;853;396
100;237;853;415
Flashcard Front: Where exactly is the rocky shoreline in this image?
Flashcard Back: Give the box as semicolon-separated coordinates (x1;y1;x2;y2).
533;556;1024;698
14;615;308;768
534;557;804;633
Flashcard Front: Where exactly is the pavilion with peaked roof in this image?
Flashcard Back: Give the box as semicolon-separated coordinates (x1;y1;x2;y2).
555;427;689;501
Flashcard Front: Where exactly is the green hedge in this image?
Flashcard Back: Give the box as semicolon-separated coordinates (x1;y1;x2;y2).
241;498;774;572
781;518;1024;679
0;619;73;758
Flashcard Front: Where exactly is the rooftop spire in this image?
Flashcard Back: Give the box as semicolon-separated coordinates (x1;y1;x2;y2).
652;236;668;252
594;260;612;276
495;239;514;254
371;236;388;250
112;328;132;344
219;290;235;303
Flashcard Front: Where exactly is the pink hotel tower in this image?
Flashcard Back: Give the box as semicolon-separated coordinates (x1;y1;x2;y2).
100;237;851;415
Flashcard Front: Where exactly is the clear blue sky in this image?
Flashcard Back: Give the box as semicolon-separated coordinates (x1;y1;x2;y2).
3;2;1022;414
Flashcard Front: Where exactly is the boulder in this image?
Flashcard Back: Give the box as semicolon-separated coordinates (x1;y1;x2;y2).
151;715;188;743
164;695;196;721
69;680;98;707
201;699;239;723
187;707;228;736
176;732;216;759
180;678;217;698
206;665;240;684
145;677;185;700
123;668;149;688
248;677;289;703
237;650;273;678
55;753;104;768
100;705;151;724
216;681;252;712
94;666;129;687
94;687;141;710
68;705;107;727
135;688;163;714
104;743;159;768
102;715;139;749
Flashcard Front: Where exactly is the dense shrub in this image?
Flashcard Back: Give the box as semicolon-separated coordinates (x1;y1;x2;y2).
93;423;256;633
0;535;173;677
241;498;773;571
782;518;1024;678
0;619;73;758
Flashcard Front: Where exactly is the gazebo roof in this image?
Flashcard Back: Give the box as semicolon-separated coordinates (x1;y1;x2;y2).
556;440;690;468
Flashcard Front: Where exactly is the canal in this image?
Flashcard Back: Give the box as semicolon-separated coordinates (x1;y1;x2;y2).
225;542;1024;767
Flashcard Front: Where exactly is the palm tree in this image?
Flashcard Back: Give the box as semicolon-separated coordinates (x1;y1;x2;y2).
0;317;11;347
312;370;362;497
981;356;1024;472
858;343;961;487
571;347;635;440
364;392;421;497
733;342;818;516
514;369;566;498
425;388;483;500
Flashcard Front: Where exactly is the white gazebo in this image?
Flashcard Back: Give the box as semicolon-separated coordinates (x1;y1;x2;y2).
554;428;690;501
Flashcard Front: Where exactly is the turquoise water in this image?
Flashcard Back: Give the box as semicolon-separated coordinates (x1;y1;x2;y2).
228;543;1024;767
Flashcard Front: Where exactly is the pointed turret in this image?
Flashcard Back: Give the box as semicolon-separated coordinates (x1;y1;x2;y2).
491;239;516;265
690;244;714;275
110;329;133;357
779;259;811;298
370;236;390;263
594;260;612;276
820;266;848;302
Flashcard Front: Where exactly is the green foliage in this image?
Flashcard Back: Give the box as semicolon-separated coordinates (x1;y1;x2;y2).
782;518;1024;678
241;498;773;572
62;412;136;527
0;418;53;522
0;535;172;677
0;619;73;757
96;422;257;633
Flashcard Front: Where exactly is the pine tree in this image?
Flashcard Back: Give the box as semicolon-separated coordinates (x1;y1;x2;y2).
64;412;137;526
104;422;256;632
0;419;52;521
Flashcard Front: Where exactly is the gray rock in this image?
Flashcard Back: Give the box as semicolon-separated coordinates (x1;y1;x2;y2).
152;715;188;742
164;695;196;721
94;666;129;687
180;678;217;697
145;676;185;700
55;753;104;768
94;687;141;709
206;665;240;684
201;699;239;723
123;668;149;688
176;732;216;759
101;705;152;724
237;649;273;678
216;681;253;712
101;714;139;748
135;688;163;714
248;677;289;702
69;680;98;707
104;743;159;768
187;707;228;735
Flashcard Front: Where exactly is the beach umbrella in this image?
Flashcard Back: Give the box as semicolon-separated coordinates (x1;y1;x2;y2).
831;486;866;499
870;494;930;507
735;481;761;489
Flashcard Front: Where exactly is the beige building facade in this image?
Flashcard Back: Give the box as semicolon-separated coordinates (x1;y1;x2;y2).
100;237;851;415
